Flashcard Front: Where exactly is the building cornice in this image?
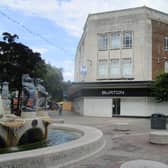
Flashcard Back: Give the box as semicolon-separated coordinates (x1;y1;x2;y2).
82;6;168;37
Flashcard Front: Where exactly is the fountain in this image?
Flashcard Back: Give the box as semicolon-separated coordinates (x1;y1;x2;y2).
0;75;105;168
0;74;53;147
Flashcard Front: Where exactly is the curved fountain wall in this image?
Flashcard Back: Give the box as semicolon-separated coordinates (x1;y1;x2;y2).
0;123;105;168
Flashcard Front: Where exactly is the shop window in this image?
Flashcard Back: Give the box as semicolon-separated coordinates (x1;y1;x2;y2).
98;60;108;78
123;32;133;49
110;59;120;78
122;58;132;77
98;34;108;50
111;32;120;49
164;36;168;51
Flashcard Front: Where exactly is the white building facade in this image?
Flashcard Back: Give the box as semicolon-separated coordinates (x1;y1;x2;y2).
71;7;168;117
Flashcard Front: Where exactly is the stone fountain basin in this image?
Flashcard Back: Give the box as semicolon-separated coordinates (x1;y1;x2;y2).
0;123;105;168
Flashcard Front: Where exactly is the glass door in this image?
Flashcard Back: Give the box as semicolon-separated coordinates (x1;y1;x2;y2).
112;98;120;116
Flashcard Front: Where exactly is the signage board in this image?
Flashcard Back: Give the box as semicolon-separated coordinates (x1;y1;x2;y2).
80;88;150;97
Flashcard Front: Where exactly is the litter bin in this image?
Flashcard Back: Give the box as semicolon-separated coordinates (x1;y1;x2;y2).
151;113;166;129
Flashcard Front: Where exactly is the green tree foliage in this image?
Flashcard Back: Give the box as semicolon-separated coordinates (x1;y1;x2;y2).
43;64;63;101
0;32;46;115
152;72;168;102
0;32;64;112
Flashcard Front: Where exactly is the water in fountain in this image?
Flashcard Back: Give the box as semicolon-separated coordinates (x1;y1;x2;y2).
0;128;82;154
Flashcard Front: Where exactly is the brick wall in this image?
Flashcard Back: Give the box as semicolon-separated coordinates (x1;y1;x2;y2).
152;20;168;79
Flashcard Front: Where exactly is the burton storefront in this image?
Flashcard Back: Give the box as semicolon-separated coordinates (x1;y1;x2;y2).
69;81;168;117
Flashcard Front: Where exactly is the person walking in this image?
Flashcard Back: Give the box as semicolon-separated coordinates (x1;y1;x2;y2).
58;104;63;116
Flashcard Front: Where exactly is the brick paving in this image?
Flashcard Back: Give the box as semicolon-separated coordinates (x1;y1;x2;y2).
49;111;168;168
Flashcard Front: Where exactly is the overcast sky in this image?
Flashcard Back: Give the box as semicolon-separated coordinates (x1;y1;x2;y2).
0;0;167;81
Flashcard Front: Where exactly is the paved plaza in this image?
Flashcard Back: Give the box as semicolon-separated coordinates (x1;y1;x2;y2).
49;111;168;168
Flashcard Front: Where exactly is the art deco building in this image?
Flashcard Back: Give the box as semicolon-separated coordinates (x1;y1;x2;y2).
70;6;168;117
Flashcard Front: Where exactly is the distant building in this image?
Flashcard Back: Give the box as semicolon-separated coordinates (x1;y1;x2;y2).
70;6;168;117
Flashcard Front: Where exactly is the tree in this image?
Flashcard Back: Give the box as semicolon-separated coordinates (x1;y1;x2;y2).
2;32;19;43
0;32;46;115
43;64;63;101
152;72;168;102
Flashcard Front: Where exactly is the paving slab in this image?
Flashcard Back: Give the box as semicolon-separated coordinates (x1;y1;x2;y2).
48;111;168;168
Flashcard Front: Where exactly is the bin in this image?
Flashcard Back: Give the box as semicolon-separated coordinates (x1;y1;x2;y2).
151;113;166;129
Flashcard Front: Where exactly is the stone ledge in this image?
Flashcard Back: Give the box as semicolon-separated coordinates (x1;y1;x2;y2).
120;160;167;168
0;123;104;168
113;122;129;131
150;131;168;144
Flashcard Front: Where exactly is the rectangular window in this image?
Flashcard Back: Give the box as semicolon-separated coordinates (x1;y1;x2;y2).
98;34;108;50
122;58;132;77
165;61;168;72
164;36;168;50
98;60;108;78
123;32;133;49
110;59;120;78
111;32;120;49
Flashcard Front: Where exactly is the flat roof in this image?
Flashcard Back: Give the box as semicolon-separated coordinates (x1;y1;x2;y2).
88;6;168;18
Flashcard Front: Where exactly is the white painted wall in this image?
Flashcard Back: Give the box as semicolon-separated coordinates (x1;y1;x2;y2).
121;97;150;116
115;97;168;117
73;96;168;117
73;98;84;115
147;98;168;116
84;97;112;117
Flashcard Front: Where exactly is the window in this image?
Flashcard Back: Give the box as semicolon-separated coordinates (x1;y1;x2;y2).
123;32;133;48
122;58;132;77
98;60;108;78
164;36;168;50
110;59;120;77
98;34;108;50
165;61;168;72
111;32;120;49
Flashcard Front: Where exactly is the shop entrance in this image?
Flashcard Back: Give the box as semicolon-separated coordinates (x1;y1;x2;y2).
112;98;120;116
